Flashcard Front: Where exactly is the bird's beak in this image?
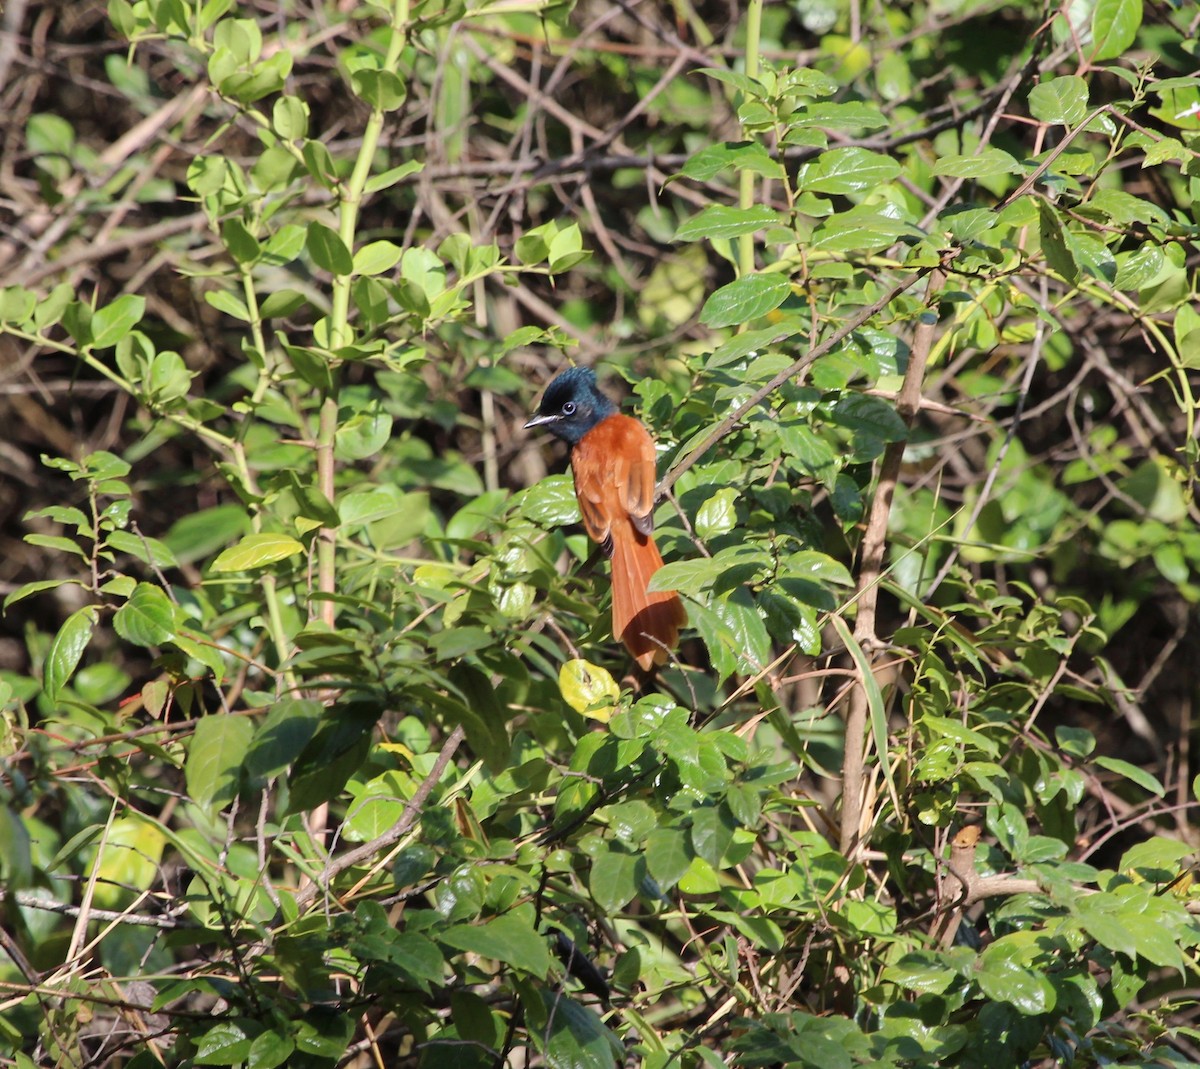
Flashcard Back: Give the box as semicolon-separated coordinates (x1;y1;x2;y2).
524;413;561;429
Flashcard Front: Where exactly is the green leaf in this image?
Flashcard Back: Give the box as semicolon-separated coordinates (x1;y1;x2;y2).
286;704;379;813
194;1020;254;1065
113;583;176;647
975;938;1055;1014
1037;201;1078;284
810;204;917;252
211;532;305;572
247;1028;294;1069
0;809;33;891
271;94;308;139
589;848;642;913
644;825;691;890
336;406;393;460
1119;836;1194;874
649;556;726;597
831;614;900;819
259;288;307;319
828;393;907;442
186;714;254;810
795;101;887;131
1092;0;1142;61
704;588;772;674
695;488;738;539
1028;76;1088;126
882;952;963;995
520;475;580;526
164;505;251;565
364;159;424;193
699;273;791;328
244;699;324;780
351;68;407;111
205;288;251;321
933;148;1022;179
695;67;766;96
678;140;785;181
306;222;353;275
87;814;168;911
91;294;145;349
798;147;901;194
44;605;98;701
706;322;801;369
442;911;551;976
4;577;85;611
437;664;510;773
106;529;178;569
543;995;621;1069
221;218;261;263
675;205;786;242
353;239;404;276
690;804;734;868
1094;756;1164;796
292;1010;353;1059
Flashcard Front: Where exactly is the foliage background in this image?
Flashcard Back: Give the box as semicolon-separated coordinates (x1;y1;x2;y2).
2;0;1200;1066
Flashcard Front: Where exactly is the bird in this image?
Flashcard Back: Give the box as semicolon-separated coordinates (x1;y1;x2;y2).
525;366;686;673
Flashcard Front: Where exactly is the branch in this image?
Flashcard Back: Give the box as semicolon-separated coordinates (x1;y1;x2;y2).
839;267;947;856
292;724;466;914
658;252;959;499
932;825;1044;948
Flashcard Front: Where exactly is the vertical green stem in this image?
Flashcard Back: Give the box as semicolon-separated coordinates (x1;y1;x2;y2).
316;0;411;627
737;0;764;279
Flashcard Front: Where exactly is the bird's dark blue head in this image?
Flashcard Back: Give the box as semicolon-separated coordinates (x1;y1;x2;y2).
524;366;617;447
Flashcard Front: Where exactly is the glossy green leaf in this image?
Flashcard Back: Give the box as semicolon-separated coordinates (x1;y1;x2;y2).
1028;76;1088;126
678;140;785;181
211;532;305;572
798;147;901;194
690;804;734;868
247;1028;294;1069
975;939;1055;1014
699;273;791;328
676;204;786;241
1037;201;1078;283
194;1020;254;1065
1092;0;1142;61
520;475;581;526
113;582;176;646
44;605;98;701
695;488;738;539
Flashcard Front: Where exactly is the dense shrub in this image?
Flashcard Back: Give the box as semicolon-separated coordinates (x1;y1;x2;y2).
2;1;1200;1066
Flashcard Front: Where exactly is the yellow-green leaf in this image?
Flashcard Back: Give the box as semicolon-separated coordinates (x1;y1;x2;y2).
559;659;620;723
211;532;305;572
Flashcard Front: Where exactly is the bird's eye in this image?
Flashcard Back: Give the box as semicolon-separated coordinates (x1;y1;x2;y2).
562;401;577;416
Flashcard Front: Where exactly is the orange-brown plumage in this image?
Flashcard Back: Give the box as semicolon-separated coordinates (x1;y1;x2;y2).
525;367;686;672
570;414;687;671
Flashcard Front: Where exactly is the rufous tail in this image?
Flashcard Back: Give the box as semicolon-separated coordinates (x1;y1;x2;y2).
609;523;687;672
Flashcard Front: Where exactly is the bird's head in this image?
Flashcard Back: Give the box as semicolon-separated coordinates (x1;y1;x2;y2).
524;366;617;447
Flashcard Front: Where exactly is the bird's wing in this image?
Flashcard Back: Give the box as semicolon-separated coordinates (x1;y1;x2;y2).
571;415;658;550
615;417;657;536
